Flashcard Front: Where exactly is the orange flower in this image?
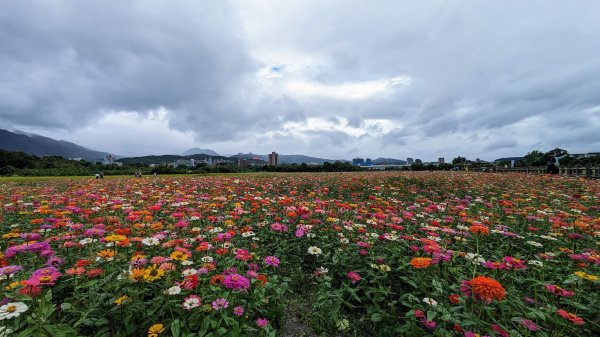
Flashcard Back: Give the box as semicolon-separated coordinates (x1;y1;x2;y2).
410;257;432;269
210;274;225;286
469;225;490;235
96;249;116;260
256;274;268;286
557;309;585;325
129;268;145;282
462;276;506;303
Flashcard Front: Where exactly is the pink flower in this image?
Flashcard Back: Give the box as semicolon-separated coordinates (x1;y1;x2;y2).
223;274;250;291
233;306;244;316
26;267;61;286
211;298;229;310
256;318;269;328
182;295;202;310
264;256;280;267
544;284;575;297
520;318;539;331
347;271;361;283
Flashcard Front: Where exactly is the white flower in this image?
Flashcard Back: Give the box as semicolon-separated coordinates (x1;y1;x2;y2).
182;268;198;277
142;237;160;246
465;253;486;264
165;286;182;295
526;241;543;248
339;238;349;244
528;260;544;267
201;256;214;263
306;233;316;238
79;238;94;245
181;260;193;266
241;231;255;237
0;302;28;320
315;266;328;274
308;246;322;255
182;296;202;310
422;297;438;306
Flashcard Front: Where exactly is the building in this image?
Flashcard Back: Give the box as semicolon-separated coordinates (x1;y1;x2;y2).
365;158;372;166
268;151;279;165
407;158;414;165
438;157;445;164
352;157;364;166
415;159;422;164
103;155;116;165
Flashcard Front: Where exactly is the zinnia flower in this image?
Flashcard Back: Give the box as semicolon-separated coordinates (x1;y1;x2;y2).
223;274;250;291
557;309;585;325
544;284;575;297
148;323;165;337
460;276;506;303
264;256;280;267
520;318;539;331
256;318;269;328
211;298;229;310
182;295;202;310
143;265;165;282
410;257;432;269
0;302;28;320
347;271;361;283
308;246;322;255
233;306;245;316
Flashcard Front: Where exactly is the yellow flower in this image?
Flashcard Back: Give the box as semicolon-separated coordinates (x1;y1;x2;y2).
574;271;598;281
379;264;391;272
143;265;165;282
148;323;165;337
104;235;127;242
115;295;129;305
4;281;21;290
2;233;20;239
169;251;188;261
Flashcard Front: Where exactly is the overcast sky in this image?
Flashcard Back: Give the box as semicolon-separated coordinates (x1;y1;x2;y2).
1;1;599;161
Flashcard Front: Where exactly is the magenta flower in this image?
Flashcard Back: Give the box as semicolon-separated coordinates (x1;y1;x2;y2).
233;306;244;316
211;298;229;310
264;256;280;267
544;284;575;297
256;318;269;328
26;266;61;286
223;274;251;291
520;318;539;331
347;271;361;283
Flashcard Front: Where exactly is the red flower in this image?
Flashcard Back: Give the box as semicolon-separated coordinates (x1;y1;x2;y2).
557;309;585;325
448;294;459;304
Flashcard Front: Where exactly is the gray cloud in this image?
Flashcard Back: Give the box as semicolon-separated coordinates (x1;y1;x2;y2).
1;1;599;160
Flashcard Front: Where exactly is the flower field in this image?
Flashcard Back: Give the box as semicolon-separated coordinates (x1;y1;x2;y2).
0;172;598;337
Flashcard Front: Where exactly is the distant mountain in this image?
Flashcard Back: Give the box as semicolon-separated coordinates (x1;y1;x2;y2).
182;148;220;156
372;157;407;165
119;153;233;165
0;129;114;161
237;153;343;165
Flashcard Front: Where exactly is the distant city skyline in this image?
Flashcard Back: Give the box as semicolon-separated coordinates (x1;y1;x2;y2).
1;1;599;161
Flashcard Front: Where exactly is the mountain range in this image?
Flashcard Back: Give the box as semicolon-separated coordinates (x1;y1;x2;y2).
0;129;114;161
0;129;407;165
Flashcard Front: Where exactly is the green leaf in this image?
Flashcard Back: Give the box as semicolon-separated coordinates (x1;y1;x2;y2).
171;319;181;337
371;312;383;322
60;302;72;311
